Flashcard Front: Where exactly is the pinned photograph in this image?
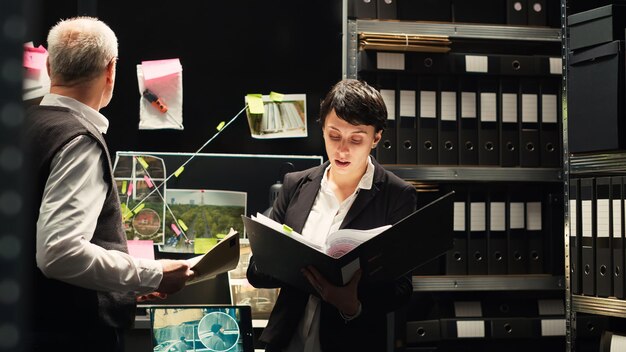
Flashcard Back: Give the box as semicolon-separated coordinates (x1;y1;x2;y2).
244;93;307;139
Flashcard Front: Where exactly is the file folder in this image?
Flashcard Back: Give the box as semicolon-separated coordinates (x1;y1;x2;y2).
570;178;582;294
539;78;561;168
526;188;544;274
438;77;459;165
468;187;488;275
520;78;540;167
612;176;625;299
508;191;528;274
488;186;508;274
397;75;418;164
459;76;479;165
244;192;455;294
478;78;499;165
376;73;397;164
581;177;596;296
447;185;468;274
596;177;612;297
418;77;439;165
500;78;520;167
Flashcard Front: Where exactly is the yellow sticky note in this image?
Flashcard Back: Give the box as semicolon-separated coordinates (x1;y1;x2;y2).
133;203;145;214
174;166;184;177
216;121;225;131
269;91;284;102
282;224;293;233
120;203;133;221
121;180;127;194
246;94;264;114
136;157;149;170
194;237;218;254
177;219;189;232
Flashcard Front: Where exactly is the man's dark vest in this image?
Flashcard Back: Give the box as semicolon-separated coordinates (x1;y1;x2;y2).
23;105;136;331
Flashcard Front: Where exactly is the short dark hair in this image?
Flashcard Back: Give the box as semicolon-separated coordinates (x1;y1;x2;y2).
211;323;222;333
318;79;387;132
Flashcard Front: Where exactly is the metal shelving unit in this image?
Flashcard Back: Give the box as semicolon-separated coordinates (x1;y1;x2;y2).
413;275;564;291
385;165;562;183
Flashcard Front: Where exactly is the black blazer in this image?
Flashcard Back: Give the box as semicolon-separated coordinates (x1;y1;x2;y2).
247;158;417;352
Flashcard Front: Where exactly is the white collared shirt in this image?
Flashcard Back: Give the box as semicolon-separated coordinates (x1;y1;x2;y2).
35;94;162;293
285;157;375;352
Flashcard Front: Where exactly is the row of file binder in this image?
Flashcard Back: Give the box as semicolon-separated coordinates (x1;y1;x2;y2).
445;184;562;275
368;71;562;167
570;176;626;298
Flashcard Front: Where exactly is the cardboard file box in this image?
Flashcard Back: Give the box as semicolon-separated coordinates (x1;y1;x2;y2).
568;4;626;51
568;40;625;153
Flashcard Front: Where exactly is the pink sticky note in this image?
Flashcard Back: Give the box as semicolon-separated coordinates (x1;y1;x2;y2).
143;175;154;188
126;182;133;196
127;240;155;260
23;46;48;70
170;223;181;236
141;58;182;81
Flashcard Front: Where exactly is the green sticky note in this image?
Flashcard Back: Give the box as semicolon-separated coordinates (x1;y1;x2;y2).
133;203;145;214
177;219;189;232
136;157;149;169
121;180;127;194
269;91;284;102
247;94;264;114
282;224;293;233
216;121;225;131
174;166;184;177
194;237;218;254
120;203;133;221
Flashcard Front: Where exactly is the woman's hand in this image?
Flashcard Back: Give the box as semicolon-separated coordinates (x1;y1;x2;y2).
302;265;361;316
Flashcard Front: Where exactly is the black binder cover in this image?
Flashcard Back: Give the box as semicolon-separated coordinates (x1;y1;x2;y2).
348;0;377;19
478;78;499;166
539;78;561;168
376;0;397;19
447;186;468;274
527;0;547;26
376;73;398;164
405;320;441;343
488;186;508;275
398;0;451;22
499;78;520;167
490;317;534;338
581;177;596;296
506;0;528;25
612;176;625;299
525;187;545;274
520;78;540;167
418;77;439;165
459;76;479;165
397;75;418;164
244;192;454;294
596;177;612;297
508;190;528;274
468;187;488;274
570;178;581;294
438;76;459;165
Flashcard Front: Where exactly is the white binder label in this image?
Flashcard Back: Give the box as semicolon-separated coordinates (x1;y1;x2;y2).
522;94;538;123
380;89;395;120
480;93;497;122
376;52;405;70
542;94;558;123
569;199;577;237
441;91;457;121
610;334;626;351
454;202;466;231
541;319;566;336
582;200;592;237
461;92;476;118
465;55;488;73
456;320;485;338
526;202;542;231
613;199;623;238
490;202;505;231
400;90;416;117
502;93;518;123
510;202;525;229
549;57;562;75
597;199;610;238
470;202;486;232
420;91;436;118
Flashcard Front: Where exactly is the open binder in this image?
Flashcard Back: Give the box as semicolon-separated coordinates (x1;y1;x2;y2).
243;191;454;294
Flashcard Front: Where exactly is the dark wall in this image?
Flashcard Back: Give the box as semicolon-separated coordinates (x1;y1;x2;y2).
28;0;342;158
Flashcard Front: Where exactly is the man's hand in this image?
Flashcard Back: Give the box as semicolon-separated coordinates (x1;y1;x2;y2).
155;259;195;294
136;292;168;303
302;265;361;316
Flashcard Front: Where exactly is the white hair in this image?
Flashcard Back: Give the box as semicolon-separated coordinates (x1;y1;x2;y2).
46;16;118;84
